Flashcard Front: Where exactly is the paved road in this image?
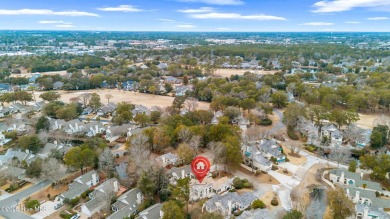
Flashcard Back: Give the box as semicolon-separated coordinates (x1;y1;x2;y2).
0;180;51;219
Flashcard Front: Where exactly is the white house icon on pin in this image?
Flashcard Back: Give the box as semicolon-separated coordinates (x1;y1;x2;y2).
196;161;205;170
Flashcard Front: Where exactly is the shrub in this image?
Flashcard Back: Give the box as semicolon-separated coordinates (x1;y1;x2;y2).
233;178;243;189
68;197;80;207
252;200;266;209
229;188;236;192
25;199;40;210
259;118;272;126
271;197;279;206
272;165;278;171
287;127;299;140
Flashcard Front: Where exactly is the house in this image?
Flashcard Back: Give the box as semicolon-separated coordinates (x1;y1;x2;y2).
190;176;233;201
132;105;150;115
243;139;286;164
0;106;11;118
97;103;117;116
107;188;143;219
6;122;28;133
85;122;106;137
121;80;138;91
0;148;35;166
346;187;390;209
106;124;136;142
81;178;120;216
321;124;343;147
59;170;99;202
82;107;93;115
233;114;250;131
53;81;64;90
37;141;72;159
329;169;386;194
355;204;390;219
157;63;168;70
167;165;194;185
156;153;179;167
28;73;41;83
136;203;163;219
202;192;258;216
164;76;181;84
296;117;319;145
242;145;273;172
0;83;11;93
344;124;372;148
0;131;11;146
140;65;149;70
63;119;85;135
211;111;223;125
175;85;192;97
50;119;66;130
236;208;277;219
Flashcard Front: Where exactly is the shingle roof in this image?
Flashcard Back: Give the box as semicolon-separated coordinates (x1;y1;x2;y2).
109;188;142;219
348;187;390;209
330;169;382;191
61;182;89;200
137;203;162;219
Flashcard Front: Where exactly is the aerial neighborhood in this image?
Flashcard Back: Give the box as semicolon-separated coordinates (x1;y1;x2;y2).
0;31;390;219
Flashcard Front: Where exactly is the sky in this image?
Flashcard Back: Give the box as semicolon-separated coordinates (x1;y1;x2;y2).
0;0;389;32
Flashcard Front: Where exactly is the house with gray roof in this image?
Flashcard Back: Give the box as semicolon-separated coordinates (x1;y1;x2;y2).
85;122;107;137
175;85;192;97
0;148;35;166
211;111;223;125
97;103;117;116
243;139;286;164
81;178;120;216
53;81;64;90
202;192;258;216
0;106;11;118
107;188;143;219
50;119;66;130
59;170;99;201
355;204;390;219
132;105;150;116
321;124;343;147
346;187;390;209
329;169;385;193
167;165;194;185
0;131;12;146
242;144;272;172
0;83;11;93
156;152;180;167
344;124;372;148
37;141;72;159
63;119;86;135
136;204;163;219
236;208;278;219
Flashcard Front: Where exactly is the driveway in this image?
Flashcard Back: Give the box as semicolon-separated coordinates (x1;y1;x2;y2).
0;180;51;219
31;201;59;219
269;109;285;135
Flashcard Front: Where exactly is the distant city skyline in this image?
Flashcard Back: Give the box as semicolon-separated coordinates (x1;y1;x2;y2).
0;0;389;32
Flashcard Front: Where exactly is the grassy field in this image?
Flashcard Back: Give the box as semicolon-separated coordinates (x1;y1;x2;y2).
215;68;278;77
35;89;210;110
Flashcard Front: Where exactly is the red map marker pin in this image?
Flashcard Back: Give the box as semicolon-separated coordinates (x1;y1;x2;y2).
191;156;210;183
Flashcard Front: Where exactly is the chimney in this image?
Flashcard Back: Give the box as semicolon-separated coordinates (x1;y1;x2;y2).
75;123;79;131
360;172;364;180
228;200;232;215
340;172;345;184
113;181;119;192
136;192;142;204
92;173;97;185
95;125;98;133
54;141;58;146
181;170;185;179
354;191;360;203
346;188;350;196
363;206;369;218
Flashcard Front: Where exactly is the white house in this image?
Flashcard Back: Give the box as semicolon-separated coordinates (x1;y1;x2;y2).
59;170;100;202
155;153;179;167
0;131;11;146
321;124;343;147
202;192;258;216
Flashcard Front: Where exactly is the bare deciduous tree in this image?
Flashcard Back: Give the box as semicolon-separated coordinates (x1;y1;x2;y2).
189;135;202;155
42;158;65;185
98;148;116;177
329;147;351;168
178;126;193;143
38;130;50;145
79;93;92;107
105;94;113;103
208;141;226;176
128;134;152;172
69;96;80;103
185;97;199;112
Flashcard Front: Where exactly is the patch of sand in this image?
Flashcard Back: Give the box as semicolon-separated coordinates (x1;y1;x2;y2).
35;89;210;110
260;191;280;210
215;68;278;77
279;142;307;166
356;113;390;129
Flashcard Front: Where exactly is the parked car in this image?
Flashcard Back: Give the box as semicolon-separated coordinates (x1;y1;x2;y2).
70;214;80;219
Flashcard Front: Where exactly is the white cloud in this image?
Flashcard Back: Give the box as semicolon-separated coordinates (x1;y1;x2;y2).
176;24;196;28
39;20;65;24
189;12;286;20
312;0;390;13
367;16;389;20
178;0;244;5
217;27;230;30
301;22;334;26
55;24;74;28
0;9;98;16
157;19;175;22
345;21;361;24
97;5;143;12
178;7;214;13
